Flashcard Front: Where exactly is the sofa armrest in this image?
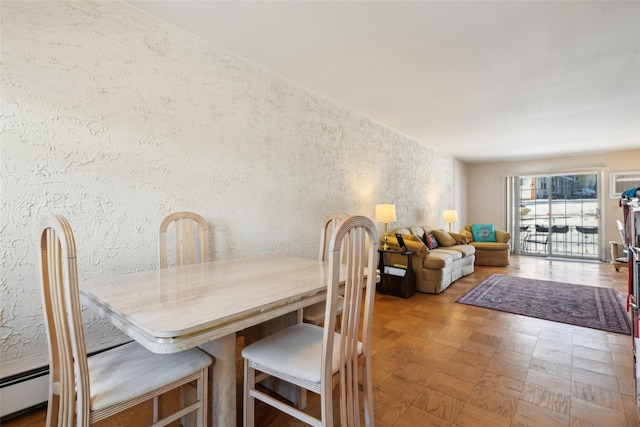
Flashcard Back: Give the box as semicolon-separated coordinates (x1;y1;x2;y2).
449;232;470;245
495;229;511;243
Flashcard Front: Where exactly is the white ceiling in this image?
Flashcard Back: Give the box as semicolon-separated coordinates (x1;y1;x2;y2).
127;1;640;163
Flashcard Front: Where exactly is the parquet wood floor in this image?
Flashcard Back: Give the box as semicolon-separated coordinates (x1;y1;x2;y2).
4;255;639;426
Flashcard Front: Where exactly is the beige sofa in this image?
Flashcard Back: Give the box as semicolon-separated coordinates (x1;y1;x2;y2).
461;224;511;266
383;226;475;294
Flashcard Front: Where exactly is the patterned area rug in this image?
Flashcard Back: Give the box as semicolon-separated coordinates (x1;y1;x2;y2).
456;274;632;335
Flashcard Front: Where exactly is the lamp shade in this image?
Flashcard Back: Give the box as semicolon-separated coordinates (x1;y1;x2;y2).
443;209;458;223
375;204;396;223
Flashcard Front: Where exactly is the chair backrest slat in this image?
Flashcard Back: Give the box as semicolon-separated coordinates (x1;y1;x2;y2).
617;219;628;250
322;215;377;426
40;215;90;426
159;212;209;268
319;212;350;262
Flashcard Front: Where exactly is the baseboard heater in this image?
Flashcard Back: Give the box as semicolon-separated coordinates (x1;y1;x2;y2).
0;366;49;421
0;342;130;421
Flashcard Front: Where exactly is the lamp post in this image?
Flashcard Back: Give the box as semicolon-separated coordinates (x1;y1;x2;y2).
443;209;458;232
375;203;396;250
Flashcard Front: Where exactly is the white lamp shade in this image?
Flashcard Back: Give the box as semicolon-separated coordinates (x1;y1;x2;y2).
375;204;396;223
443;210;458;223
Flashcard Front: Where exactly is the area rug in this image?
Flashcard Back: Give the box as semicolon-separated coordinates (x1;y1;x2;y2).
456;274;632;335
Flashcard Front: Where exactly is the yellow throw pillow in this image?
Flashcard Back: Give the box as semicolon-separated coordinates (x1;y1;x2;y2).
402;234;428;257
432;229;457;247
386;233;428;257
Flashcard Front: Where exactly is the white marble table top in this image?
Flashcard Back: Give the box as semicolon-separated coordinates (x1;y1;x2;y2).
80;255;330;354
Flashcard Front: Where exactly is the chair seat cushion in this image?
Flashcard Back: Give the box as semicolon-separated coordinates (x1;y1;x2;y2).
241;323;362;385
88;341;212;411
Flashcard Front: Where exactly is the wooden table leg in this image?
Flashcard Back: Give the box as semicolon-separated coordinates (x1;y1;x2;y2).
199;334;237;427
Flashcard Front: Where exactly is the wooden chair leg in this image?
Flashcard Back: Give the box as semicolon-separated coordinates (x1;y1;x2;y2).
198;370;208;427
45;393;60;427
244;360;255;427
362;361;374;427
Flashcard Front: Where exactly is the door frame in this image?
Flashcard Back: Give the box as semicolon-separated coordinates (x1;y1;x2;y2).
507;171;605;260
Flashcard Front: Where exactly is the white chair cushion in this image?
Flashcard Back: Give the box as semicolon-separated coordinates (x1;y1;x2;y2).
88;341;212;411
241;323;362;385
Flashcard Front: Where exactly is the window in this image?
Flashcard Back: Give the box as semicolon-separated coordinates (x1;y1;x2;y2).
609;171;640;199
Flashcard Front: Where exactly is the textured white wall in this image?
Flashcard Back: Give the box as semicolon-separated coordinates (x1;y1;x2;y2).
0;0;454;378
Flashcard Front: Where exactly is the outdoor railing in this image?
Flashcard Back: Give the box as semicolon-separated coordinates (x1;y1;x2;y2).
519;224;599;257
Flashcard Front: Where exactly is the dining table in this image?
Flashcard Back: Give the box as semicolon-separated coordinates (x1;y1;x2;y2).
80;255;338;427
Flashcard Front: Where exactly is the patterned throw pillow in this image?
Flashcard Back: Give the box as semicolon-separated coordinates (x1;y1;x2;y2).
422;233;433;249
471;224;496;242
429;234;439;248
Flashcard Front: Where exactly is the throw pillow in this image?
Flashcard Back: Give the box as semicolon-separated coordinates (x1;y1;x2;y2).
422;233;433;250
429;234;439;249
393;234;428;258
471;224;497;242
432;229;457;247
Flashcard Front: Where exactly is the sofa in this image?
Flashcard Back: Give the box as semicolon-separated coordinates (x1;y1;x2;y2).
461;224;511;266
383;226;475;294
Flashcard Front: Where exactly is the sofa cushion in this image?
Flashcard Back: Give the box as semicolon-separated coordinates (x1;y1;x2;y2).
432;229;457;247
471;224;497;242
392;228;412;236
423;249;462;269
446;244;476;257
409;227;425;241
421;226;436;235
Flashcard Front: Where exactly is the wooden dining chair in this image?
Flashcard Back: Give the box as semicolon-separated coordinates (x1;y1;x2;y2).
302;212;350;326
242;215;378;427
39;214;212;426
159;211;209;268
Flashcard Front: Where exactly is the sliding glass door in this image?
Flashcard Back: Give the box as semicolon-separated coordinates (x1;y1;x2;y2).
514;172;602;259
